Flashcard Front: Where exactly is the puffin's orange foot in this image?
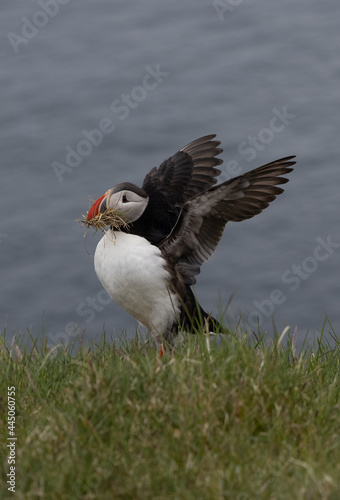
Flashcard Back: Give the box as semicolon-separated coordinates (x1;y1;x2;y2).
159;344;165;358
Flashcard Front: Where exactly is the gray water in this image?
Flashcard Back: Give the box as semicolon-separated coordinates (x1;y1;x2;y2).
1;0;339;348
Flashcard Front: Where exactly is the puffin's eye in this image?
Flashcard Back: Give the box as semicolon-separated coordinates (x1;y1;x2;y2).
122;194;128;203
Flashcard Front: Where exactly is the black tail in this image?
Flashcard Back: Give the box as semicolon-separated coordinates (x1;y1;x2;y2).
181;286;227;334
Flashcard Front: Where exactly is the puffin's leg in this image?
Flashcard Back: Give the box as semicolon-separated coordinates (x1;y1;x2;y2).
159;327;179;358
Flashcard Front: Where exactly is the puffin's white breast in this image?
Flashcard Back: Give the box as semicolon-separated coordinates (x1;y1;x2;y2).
94;231;180;335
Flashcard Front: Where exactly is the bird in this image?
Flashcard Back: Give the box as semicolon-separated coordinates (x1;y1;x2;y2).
86;134;295;345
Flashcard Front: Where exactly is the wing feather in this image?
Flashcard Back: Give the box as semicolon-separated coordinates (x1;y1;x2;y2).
137;135;223;243
142;134;223;207
160;156;295;285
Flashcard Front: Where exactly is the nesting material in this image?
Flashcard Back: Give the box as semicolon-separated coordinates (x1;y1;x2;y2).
78;207;129;234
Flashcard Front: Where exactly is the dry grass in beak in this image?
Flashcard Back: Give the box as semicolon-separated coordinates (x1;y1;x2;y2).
77;206;129;234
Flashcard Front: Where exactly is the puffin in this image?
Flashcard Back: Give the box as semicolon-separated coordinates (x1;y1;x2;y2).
87;135;295;344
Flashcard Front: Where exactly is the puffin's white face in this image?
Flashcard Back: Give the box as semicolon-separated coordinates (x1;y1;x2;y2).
87;183;149;224
106;189;148;223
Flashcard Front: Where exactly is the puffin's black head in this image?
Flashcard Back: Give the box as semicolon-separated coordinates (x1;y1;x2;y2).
87;182;149;223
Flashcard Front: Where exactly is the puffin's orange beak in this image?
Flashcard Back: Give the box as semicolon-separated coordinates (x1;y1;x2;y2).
87;194;107;221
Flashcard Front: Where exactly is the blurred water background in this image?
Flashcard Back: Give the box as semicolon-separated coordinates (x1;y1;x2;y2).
1;0;339;348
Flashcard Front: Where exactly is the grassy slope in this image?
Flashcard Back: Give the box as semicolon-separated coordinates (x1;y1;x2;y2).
0;327;340;500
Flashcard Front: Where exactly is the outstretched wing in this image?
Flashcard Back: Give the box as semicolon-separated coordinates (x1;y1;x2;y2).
137;135;223;244
143;135;223;205
160;156;296;285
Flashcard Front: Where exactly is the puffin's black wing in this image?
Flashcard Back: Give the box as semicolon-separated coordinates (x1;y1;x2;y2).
137;135;222;243
142;134;223;206
160;156;296;285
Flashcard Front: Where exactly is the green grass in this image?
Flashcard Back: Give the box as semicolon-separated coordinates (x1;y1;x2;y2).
1;325;340;500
